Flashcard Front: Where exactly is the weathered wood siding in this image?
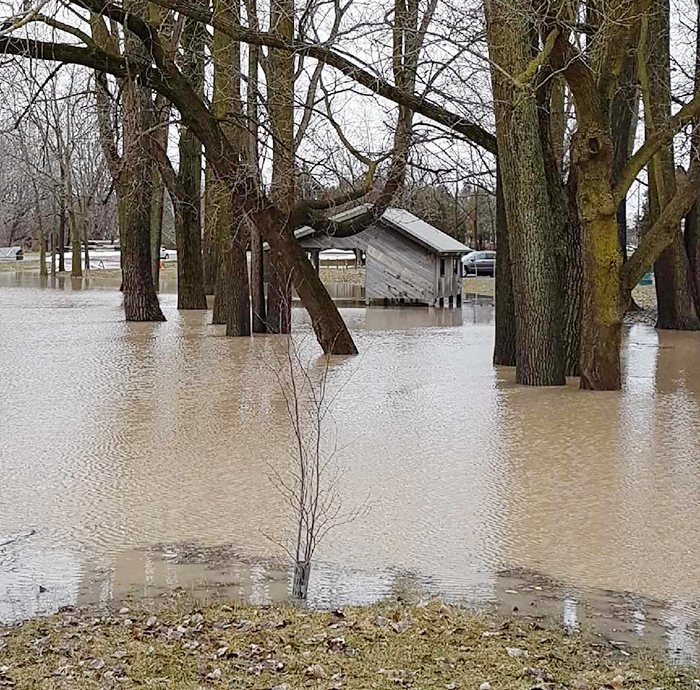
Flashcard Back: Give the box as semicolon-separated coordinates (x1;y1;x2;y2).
364;225;437;304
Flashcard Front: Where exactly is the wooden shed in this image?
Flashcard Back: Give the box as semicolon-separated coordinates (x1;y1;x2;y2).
296;205;469;307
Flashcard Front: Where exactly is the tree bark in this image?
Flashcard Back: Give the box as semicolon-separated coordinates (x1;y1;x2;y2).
150;167;166;288
266;0;295;334
220;221;252;336
250;220;266;332
537;74;581;377
686;2;700;314
40;232;48;276
175;12;207;310
209;0;252;333
644;0;699;330
493;163;516;366
573;126;622;391
485;5;565;385
121;0;165;321
202;166;218;295
610;34;639;263
212;217;251;335
247;0;266;332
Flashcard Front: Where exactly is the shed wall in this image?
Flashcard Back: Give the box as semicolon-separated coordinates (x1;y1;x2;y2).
364;225;437;304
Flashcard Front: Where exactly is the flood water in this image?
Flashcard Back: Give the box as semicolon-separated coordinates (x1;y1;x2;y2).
2;272;700;662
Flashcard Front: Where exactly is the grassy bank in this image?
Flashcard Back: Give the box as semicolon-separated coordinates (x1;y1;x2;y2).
0;601;687;689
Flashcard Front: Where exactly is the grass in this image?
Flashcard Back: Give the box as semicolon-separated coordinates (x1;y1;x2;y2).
0;601;689;689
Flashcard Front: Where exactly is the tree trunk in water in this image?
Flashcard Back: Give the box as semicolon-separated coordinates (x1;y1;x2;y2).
246;4;266;333
213;218;251;334
267;0;295;334
685;1;700;313
493;163;516;366
223;228;252;337
209;0;250;329
40;233;48;276
121;160;165;321
150;170;165;288
562;170;583;377
174;189;208;310
644;0;699;330
485;4;565;385
175;12;207;310
291;561;311;601
120;0;165;322
649;167;699;329
202;166;219;295
83;235;90;272
537;76;581;377
252;208;357;353
267;256;292;333
250;225;267;332
58;191;66;272
174;126;207;309
574;128;622;391
126;5;357;354
70;213;82;277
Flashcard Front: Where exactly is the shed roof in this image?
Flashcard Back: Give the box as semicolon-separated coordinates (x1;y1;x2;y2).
295;204;469;254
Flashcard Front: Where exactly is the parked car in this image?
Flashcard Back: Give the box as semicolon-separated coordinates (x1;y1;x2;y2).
462;250;496;276
160;246;170;260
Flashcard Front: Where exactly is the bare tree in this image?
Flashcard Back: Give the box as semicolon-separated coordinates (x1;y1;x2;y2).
265;326;366;599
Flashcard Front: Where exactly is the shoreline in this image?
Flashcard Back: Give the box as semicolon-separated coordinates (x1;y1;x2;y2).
0;599;689;688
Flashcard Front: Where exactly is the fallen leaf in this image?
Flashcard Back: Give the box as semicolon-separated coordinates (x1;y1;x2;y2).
306;664;327;679
506;647;529;658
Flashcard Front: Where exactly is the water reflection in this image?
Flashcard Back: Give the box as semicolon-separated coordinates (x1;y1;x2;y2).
2;273;700;662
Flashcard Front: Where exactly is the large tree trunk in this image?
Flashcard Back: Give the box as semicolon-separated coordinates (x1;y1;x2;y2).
266;0;295;334
485;5;565;386
121;0;165;321
537;74;582;376
254;206;357;353
686;1;700;313
644;0;699;330
562;168;583;377
493;163;516;366
219;221;251;336
209;0;251;333
250;220;266;332
150;170;165;288
573;125;622;391
202;166;218;295
212;217;250;334
175;12;207;310
247;0;266;332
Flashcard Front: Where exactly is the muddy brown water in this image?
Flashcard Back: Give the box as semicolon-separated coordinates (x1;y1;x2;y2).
2;272;700;663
